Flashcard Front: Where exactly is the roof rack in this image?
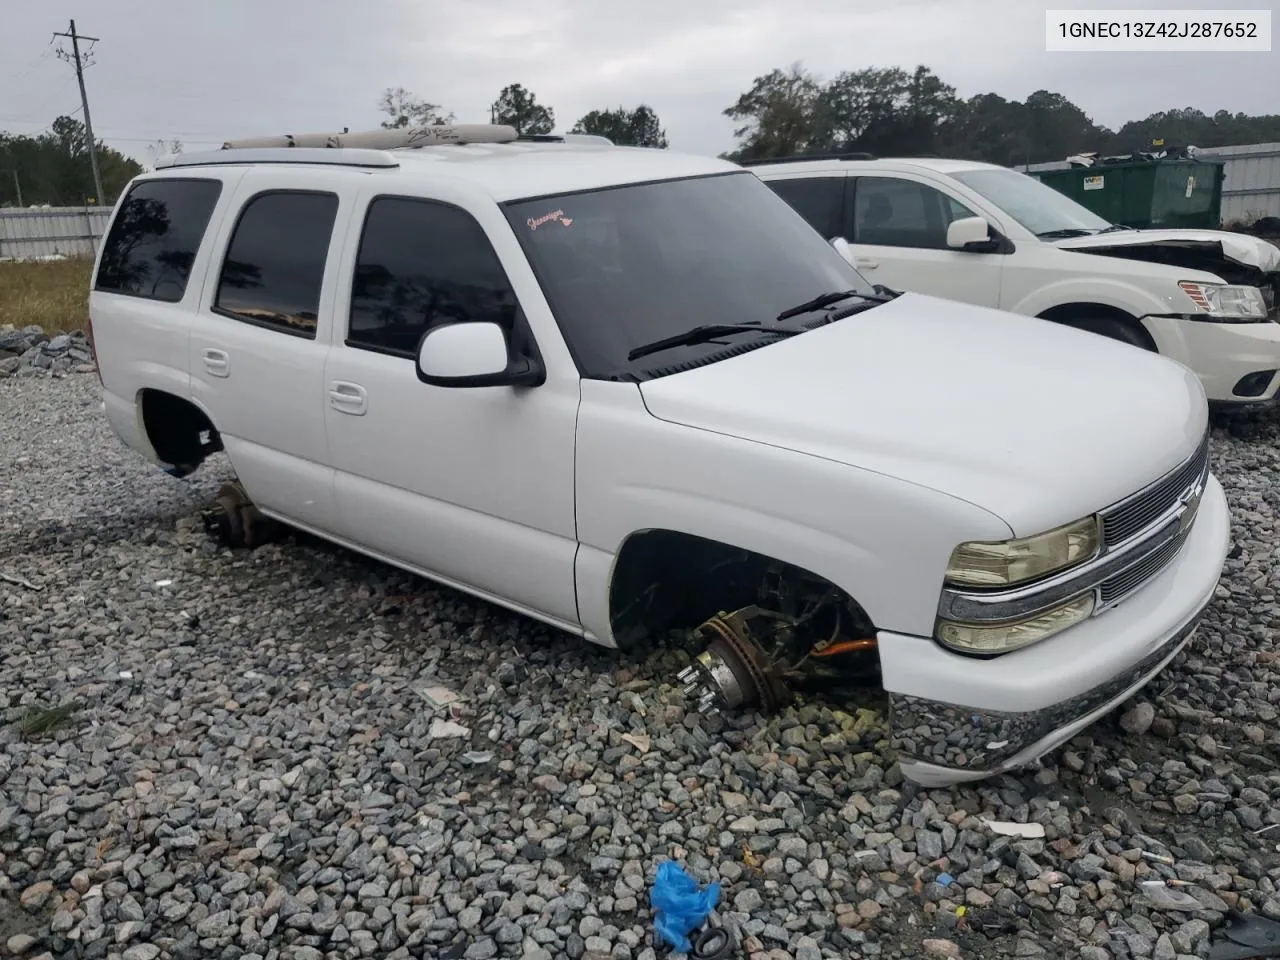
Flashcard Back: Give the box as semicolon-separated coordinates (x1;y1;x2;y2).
219;124;520;151
739;151;876;167
154;147;400;170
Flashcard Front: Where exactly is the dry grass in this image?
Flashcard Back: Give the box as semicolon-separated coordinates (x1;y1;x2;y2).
0;257;94;334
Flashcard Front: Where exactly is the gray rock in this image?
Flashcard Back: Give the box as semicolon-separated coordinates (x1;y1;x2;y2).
1120;702;1156;735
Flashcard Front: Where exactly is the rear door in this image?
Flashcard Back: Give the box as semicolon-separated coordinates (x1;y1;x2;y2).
187;168;354;534
90;175;232;459
762;175;848;242
848;174;1004;308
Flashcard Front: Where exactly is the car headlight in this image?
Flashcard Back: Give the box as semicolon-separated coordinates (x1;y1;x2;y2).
1178;281;1269;321
937;592;1096;654
943;515;1100;588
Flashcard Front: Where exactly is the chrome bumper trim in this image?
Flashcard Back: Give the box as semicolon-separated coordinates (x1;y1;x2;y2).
890;600;1208;774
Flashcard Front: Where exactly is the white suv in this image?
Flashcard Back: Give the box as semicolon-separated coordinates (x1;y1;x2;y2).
751;155;1280;407
88;124;1231;787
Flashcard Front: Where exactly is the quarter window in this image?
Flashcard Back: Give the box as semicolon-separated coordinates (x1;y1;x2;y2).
213;191;339;338
853;177;978;249
94;178;222;302
348;197;520;356
764;177;846;239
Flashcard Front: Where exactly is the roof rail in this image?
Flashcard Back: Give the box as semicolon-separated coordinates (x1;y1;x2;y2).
155;147;400;170
219;124;519;151
739;151;876;167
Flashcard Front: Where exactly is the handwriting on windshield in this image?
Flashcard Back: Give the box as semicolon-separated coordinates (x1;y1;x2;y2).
527;209;574;230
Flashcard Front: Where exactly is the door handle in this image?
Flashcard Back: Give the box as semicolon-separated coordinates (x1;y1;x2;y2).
328;381;367;416
202;348;230;377
854;258;879;270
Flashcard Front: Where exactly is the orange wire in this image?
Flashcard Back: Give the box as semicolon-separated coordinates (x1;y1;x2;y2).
813;638;878;657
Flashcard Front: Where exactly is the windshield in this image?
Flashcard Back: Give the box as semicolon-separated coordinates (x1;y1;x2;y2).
503;172;879;379
949;167;1114;237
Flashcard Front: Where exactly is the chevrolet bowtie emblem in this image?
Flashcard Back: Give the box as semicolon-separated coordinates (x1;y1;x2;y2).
1178;484;1204;535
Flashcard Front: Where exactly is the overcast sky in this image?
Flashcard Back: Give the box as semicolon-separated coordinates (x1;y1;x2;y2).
2;0;1275;164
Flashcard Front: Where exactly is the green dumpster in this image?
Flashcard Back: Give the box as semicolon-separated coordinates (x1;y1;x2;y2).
1033;159;1225;229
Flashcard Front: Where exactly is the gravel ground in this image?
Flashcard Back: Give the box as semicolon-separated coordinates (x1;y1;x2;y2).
2;374;1280;960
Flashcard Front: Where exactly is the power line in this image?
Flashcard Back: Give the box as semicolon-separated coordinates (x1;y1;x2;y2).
52;19;104;205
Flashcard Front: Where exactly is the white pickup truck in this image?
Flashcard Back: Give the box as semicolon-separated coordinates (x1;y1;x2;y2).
87;125;1231;786
751;155;1280;408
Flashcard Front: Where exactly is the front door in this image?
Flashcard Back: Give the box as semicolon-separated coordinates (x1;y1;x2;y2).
848;174;1004;308
321;186;581;631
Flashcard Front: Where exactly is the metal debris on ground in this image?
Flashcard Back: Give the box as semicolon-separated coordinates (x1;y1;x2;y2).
415;683;463;708
982;819;1046;839
426;718;469;740
0;571;42;591
621;732;651;754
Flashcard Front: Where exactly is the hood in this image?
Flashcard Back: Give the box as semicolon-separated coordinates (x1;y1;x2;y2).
638;293;1208;536
1052;228;1280;281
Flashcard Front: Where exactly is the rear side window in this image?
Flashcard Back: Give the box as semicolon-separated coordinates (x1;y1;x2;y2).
213;191;339;339
765;177;846;239
94;178;222;302
348;196;519;356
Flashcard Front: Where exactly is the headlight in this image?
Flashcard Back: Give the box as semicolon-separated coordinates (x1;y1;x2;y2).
937;593;1095;654
944;515;1100;588
1178;281;1269;320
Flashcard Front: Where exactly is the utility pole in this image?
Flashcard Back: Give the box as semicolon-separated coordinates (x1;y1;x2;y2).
53;19;104;206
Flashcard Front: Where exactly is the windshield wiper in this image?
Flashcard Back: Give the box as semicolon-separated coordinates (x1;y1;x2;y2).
627;323;800;362
777;289;900;322
1096;224;1134;234
1036;228;1096;239
776;289;862;321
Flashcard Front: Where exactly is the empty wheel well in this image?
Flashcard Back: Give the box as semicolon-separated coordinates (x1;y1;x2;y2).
607;529;877;649
1037;302;1157;350
139;390;223;475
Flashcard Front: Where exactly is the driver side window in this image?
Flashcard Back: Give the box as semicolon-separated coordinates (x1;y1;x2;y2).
853;177;977;250
347;196;522;357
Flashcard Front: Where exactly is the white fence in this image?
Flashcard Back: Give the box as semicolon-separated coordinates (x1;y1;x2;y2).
1017;141;1280;225
0;206;112;260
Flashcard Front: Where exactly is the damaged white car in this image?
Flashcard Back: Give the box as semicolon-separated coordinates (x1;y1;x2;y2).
87;126;1231;787
752;156;1280;407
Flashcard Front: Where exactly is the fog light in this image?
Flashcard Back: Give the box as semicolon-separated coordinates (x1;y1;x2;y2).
1233;370;1276;398
937;592;1095;654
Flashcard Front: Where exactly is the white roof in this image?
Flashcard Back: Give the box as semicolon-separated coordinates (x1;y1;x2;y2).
154;140;740;203
749;156;1007;177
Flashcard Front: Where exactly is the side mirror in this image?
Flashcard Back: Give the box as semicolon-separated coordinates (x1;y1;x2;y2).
946;216;997;251
831;236;857;265
415;321;544;388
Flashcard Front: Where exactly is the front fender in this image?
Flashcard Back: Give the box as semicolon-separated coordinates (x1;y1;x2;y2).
573;381;1012;645
1006;275;1175;320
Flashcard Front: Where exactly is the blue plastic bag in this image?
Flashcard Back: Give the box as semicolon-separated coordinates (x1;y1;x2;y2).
650;859;721;952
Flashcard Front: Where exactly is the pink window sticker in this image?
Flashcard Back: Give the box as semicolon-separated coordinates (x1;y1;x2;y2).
527;209;574;230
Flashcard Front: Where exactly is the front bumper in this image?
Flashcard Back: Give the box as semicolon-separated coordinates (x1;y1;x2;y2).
880;473;1231;787
1142;314;1280;405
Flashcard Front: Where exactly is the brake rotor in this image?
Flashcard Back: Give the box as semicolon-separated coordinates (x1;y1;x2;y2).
677;606;791;715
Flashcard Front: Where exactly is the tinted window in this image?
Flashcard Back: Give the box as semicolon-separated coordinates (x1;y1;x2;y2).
504;172;878;380
94;178;222;301
214;191;339;338
765;177;845;238
853;177;976;249
349;197;518;356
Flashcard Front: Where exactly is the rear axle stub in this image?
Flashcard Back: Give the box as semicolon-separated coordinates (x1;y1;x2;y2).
201;481;280;549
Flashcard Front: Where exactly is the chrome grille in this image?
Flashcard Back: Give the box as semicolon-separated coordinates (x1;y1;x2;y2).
1101;431;1210;547
1100;523;1189;606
